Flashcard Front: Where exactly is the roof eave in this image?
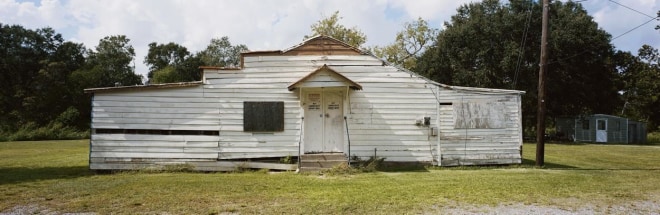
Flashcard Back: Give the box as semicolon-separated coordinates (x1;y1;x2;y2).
84;81;203;94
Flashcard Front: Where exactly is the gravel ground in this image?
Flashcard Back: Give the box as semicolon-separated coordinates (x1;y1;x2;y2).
0;204;95;215
435;200;660;215
2;199;660;214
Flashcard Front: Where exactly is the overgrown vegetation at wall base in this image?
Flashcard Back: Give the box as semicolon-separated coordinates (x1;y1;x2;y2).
648;131;660;144
0;123;89;142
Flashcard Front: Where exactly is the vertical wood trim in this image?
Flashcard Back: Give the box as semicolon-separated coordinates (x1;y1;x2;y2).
436;86;441;166
89;93;95;170
518;95;523;159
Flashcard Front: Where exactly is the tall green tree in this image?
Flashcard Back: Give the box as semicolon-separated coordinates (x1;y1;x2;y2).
415;0;619;132
68;35;143;129
74;35;142;88
304;11;367;48
144;42;204;84
144;42;190;79
0;24;88;130
143;39;244;84
30;41;87;127
150;54;204;84
199;36;248;68
616;45;660;130
372;17;438;70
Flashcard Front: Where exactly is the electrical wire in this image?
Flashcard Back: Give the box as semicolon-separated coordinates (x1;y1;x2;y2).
611;16;658;40
608;0;657;19
512;0;535;90
548;15;658;65
547;0;660;65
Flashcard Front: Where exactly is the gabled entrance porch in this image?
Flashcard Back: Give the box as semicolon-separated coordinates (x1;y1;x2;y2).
288;65;362;171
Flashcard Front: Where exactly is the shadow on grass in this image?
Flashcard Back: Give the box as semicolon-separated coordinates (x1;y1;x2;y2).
521;158;660;170
378;162;430;172
546;142;589;145
521;158;577;169
0;166;94;185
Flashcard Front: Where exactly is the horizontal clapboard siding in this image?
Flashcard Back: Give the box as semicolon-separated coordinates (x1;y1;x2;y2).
341;64;438;162
204;63;301;159
207;56;440;162
89;134;221;168
89;87;221;169
88;51;523;170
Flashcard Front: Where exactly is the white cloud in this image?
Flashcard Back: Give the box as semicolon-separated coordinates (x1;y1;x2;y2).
1;0;659;76
581;0;660;53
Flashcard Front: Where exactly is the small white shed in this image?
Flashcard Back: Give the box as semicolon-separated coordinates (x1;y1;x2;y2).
85;36;525;171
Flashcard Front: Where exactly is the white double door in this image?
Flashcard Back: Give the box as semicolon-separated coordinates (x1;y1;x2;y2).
303;89;344;153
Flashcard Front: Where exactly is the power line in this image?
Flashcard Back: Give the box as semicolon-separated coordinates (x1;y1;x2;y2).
608;0;656;19
548;15;657;65
547;0;659;65
612;16;658;40
512;0;535;90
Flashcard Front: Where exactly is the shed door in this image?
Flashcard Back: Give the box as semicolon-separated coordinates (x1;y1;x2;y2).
596;119;607;143
303;89;344;153
628;123;637;143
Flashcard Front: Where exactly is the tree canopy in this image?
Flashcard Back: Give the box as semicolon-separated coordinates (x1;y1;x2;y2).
145;42;190;78
145;37;248;84
199;36;249;68
0;24;143;133
304;11;367;48
616;45;660;130
144;42;200;84
0;24;85;129
80;35;143;88
371;17;438;70
415;0;621;132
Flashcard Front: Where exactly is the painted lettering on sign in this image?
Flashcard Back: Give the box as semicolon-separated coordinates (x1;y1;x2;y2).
308;93;320;102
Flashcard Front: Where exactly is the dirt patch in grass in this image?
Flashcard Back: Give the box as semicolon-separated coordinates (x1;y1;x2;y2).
0;204;95;215
428;195;660;214
4;197;659;215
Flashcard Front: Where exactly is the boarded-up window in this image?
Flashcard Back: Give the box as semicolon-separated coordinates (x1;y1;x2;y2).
244;101;284;132
453;101;506;129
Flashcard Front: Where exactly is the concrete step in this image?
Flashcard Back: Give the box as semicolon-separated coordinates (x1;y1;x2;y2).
300;153;347;161
299;167;328;172
300;160;346;168
299;153;347;172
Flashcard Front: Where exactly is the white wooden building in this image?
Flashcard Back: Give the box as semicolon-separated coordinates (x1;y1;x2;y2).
86;36;525;171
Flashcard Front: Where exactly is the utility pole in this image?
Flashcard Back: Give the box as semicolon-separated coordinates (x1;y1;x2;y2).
536;0;549;167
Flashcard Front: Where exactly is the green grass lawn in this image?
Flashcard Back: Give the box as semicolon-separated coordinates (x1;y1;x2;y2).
1;140;660;214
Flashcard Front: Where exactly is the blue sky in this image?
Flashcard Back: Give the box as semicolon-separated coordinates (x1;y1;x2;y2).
1;0;658;77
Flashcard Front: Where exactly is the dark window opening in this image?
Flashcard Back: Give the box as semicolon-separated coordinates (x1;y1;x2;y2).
582;120;590;130
440;102;453;106
244;101;284;132
95;129;218;136
597;120;606;130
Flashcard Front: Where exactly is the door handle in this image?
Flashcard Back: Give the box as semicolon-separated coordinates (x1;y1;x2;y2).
325;113;329;118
